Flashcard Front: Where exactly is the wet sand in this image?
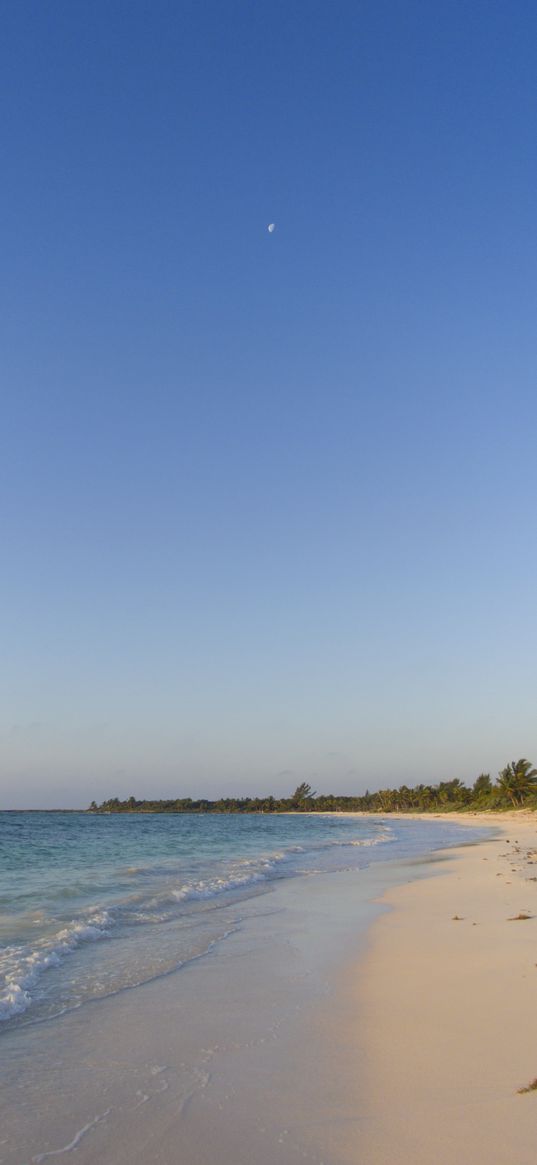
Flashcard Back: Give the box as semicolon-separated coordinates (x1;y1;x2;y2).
1;860;401;1165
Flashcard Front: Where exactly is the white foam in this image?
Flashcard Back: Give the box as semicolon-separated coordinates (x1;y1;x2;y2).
0;911;112;1021
164;832;393;905
327;825;394;848
171;868;268;903
31;1109;111;1162
348;829;394;847
1;824;395;1022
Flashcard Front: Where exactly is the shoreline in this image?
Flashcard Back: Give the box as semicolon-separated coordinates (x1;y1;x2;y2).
5;813;529;1165
2;816;488;1165
350;811;537;1164
2;860;398;1165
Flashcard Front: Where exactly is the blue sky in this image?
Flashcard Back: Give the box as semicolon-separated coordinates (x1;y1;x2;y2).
2;1;537;807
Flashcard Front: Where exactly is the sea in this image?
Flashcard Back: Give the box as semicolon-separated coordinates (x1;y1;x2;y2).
0;809;488;1031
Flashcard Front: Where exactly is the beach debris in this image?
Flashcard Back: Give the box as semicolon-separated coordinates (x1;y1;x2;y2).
507;912;532;921
517;1078;537;1094
451;915;464;921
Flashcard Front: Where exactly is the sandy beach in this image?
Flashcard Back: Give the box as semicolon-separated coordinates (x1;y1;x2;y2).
353;812;537;1164
4;812;537;1165
2;814;488;1165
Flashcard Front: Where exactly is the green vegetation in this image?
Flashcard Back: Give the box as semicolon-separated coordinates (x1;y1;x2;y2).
89;759;537;814
497;759;537;808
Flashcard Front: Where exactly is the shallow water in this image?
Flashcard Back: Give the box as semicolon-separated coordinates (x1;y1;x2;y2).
0;811;486;1028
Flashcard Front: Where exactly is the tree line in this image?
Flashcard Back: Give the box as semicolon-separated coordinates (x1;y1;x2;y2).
89;760;537;814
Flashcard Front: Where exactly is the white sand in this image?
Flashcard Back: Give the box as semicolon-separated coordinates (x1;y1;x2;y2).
352;812;537;1164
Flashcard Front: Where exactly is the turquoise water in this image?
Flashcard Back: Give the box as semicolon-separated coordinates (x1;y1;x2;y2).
0;811;486;1028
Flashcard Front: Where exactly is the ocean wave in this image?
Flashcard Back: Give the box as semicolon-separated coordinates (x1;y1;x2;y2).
0;910;112;1021
171;869;269;903
0;858;285;1021
151;854;285;906
137;851;292;912
0;825;395;1022
347;828;394;847
286;827;394;854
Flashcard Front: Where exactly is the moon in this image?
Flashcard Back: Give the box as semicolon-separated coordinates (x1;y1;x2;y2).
267;223;275;233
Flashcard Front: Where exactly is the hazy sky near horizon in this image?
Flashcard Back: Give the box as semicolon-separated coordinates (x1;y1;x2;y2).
2;1;537;808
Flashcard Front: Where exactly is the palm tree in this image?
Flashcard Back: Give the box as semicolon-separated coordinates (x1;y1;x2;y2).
497;759;537;807
436;778;468;807
396;785;413;810
375;788;397;812
291;782;317;809
472;774;492;799
412;784;434;810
